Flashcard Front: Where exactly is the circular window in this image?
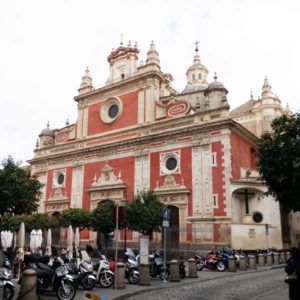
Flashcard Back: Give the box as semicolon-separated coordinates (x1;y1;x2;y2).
100;97;123;124
108;104;119;119
166;157;177;171
57;173;64;185
253;212;263;223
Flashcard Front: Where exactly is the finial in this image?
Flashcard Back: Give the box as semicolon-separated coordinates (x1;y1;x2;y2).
127;41;132;47
214;72;218;80
65;119;69;126
47;121;50;128
134;41;138;48
35;139;39;149
120;33;124;46
194;41;199;52
250;89;253;100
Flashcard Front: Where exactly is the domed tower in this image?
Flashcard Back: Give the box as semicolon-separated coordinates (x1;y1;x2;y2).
182;42;208;93
204;73;228;104
107;40;140;83
39;122;54;149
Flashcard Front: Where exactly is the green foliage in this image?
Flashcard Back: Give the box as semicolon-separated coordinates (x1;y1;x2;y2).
0;156;43;215
258;113;300;211
0;213;58;232
25;213;58;231
125;190;163;237
0;213;24;231
90;200;115;238
59;208;91;230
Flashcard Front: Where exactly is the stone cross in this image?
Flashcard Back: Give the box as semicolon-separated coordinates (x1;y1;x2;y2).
237;189;254;214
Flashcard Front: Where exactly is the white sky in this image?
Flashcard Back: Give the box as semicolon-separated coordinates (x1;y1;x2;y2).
1;0;300;166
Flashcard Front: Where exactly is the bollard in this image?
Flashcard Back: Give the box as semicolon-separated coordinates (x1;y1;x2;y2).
239;256;247;271
286;252;291;261
280;252;286;264
18;269;37;300
266;254;273;266
170;259;180;282
116;262;125;289
139;263;150;286
188;258;198;278
228;256;237;272
248;255;256;269
258;254;265;267
273;253;279;265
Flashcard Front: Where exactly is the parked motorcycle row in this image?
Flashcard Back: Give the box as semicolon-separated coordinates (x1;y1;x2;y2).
16;248;185;300
194;247;283;272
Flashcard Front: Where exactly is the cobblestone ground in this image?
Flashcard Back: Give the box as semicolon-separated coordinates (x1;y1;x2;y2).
127;268;287;300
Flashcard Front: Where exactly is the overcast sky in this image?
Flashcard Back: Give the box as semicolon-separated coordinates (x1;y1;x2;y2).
1;0;299;166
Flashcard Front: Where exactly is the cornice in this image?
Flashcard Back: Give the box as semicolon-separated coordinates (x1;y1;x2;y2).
29;117;257;165
74;69;165;102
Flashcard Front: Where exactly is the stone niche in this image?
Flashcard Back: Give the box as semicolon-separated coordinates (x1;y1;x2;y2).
87;161;127;210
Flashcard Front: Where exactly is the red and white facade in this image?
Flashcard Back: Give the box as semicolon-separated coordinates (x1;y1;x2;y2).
29;41;292;249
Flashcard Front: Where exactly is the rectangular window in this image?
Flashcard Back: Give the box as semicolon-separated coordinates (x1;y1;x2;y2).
213;194;218;208
212;152;217;166
198;73;201;79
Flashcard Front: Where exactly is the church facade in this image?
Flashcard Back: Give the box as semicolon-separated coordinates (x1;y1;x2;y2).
29;41;298;250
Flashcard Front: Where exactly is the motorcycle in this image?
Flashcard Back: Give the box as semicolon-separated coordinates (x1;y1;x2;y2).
25;256;76;300
93;255;114;288
195;251;225;272
124;248;139;284
149;250;169;281
0;258;14;300
66;259;96;290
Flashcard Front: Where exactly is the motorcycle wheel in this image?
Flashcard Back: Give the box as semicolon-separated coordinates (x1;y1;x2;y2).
217;262;226;272
81;275;96;290
159;267;169;281
196;261;204;271
3;286;14;300
99;272;114;288
56;282;76;300
128;271;139;284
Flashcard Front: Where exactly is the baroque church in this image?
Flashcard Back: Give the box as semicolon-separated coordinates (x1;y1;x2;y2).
29;40;300;250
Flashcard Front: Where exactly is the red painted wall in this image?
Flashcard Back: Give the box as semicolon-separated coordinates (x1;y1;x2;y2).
150;147;193;216
230;133;257;179
212;141;226;216
82;157;135;209
88;91;138;136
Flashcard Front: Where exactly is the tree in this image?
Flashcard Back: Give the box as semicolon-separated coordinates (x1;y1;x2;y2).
0;156;43;215
25;213;59;231
257;113;300;211
59;208;91;231
90;200;115;254
125;190;163;238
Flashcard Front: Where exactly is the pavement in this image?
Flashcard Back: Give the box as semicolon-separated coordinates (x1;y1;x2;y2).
13;264;288;300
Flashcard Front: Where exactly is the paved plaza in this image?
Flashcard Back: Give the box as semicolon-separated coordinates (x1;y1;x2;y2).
14;265;289;300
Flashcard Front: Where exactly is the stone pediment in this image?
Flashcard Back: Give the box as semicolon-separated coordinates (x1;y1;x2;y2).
45;188;69;213
90;161;125;188
154;175;190;206
154;175;190;195
87;162;126;209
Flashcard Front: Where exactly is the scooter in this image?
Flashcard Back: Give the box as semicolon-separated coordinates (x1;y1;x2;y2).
66;259;96;290
24;256;76;300
124;248;139;284
93;255;114;288
149;250;169;281
0;258;14;300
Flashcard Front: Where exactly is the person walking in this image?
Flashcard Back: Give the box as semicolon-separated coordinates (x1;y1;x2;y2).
285;247;300;300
